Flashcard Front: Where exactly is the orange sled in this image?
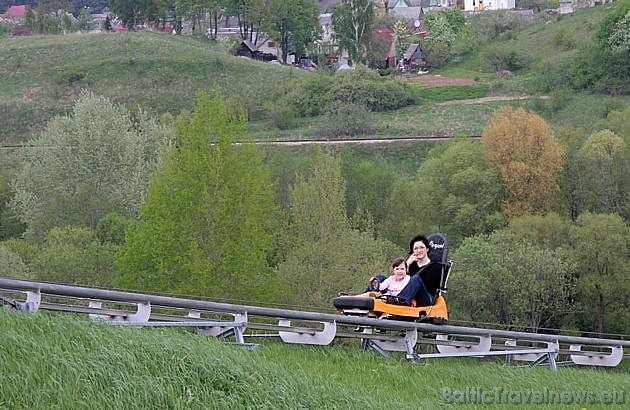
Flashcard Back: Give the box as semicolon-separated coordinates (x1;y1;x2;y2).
333;291;448;324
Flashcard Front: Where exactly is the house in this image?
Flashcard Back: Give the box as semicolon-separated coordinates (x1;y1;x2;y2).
236;38;295;64
371;27;396;68
0;5;28;24
403;43;428;70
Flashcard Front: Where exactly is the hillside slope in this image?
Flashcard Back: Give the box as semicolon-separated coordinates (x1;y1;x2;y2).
1;310;628;409
0;31;302;145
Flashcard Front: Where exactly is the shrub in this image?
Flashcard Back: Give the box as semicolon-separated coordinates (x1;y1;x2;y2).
279;66;409;117
267;102;296;130
54;68;86;85
317;102;375;138
535;57;573;92
553;28;576;51
545;86;574;114
483;47;526;72
330;66;410;111
280;70;333;117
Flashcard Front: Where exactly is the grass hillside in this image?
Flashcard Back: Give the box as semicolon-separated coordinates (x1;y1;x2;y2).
0;31;302;145
1;5;628;146
1;310;628;409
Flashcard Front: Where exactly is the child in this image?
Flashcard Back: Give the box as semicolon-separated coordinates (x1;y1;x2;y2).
370;257;409;296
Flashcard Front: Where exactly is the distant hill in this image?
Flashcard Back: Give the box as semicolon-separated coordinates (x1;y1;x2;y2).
0;31;302;145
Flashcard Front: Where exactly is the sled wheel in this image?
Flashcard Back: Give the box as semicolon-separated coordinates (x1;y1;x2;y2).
429;317;446;325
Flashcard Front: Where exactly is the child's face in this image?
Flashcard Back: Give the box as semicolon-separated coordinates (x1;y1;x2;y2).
392;263;407;279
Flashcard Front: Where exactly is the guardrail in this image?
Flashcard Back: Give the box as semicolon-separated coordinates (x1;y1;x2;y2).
2;278;629;371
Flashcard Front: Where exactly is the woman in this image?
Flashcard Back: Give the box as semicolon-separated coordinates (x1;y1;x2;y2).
396;234;442;306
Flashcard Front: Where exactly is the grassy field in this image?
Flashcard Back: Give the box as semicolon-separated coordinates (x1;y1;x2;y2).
1;310;628;409
0;31;303;145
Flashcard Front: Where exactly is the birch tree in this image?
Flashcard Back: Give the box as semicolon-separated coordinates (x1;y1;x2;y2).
331;0;374;65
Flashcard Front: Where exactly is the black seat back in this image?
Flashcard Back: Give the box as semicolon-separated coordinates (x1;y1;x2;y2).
427;233;451;295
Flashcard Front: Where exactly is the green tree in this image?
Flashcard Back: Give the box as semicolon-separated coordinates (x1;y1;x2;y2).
566;212;629;336
103;14;112;31
595;0;630;51
0;170;25;240
450;231;574;330
341;155;401;230
482;107;563;219
413;140;504;245
593;0;630;95
25;8;38;33
265;0;321;64
9;91;168;240
380;178;428;249
555;125;589;221
577;130;628;219
506;213;571;250
331;0;374;65
274;150;390;308
109;0;156;28
117;91;278;300
592;106;630;139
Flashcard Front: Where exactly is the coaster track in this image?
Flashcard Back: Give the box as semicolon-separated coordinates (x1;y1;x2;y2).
1;278;628;371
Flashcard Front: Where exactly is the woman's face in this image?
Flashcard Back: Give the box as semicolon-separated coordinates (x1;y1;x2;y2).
412;241;428;259
392;263;407;279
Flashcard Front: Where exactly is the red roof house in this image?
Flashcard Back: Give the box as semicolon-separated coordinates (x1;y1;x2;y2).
371;28;396;69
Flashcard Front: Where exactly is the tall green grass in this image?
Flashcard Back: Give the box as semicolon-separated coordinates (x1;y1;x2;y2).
1;310;627;409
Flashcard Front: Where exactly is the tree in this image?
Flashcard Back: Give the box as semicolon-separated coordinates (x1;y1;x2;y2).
595;0;630;52
577;130;628;219
274;150;390;308
103;13;112;31
482;107;563;219
109;0;156;28
265;0;321;64
593;0;630;95
450;231;574;330
566;212;629;336
340;154;400;231
117;90;278;300
331;0;374;65
391;19;408;63
410;140;504;246
9;91;168;240
555;125;589;221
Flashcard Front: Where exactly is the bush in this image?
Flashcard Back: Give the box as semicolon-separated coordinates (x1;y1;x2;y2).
330;66;410;112
553;27;576;51
317;103;375;138
483;47;526;72
545;86;573;114
54;68;86;85
536;57;573;92
267;102;296;130
280;66;410;117
280;70;333;117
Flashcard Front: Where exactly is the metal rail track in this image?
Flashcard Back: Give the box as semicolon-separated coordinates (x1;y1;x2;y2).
1;278;628;371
